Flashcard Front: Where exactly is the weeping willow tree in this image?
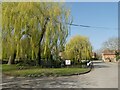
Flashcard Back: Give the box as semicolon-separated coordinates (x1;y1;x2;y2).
65;35;92;64
2;2;71;66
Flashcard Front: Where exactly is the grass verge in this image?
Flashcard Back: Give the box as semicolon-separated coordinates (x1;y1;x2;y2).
2;64;90;77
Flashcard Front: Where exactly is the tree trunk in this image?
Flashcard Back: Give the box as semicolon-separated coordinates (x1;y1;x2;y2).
8;50;16;65
37;44;41;66
37;17;49;66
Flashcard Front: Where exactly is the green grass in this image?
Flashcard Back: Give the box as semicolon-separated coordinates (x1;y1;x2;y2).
2;64;90;77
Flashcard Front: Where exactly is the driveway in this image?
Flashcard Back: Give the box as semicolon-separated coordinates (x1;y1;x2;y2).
1;60;118;88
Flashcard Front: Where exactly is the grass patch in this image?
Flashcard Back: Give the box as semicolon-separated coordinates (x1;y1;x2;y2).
2;64;90;77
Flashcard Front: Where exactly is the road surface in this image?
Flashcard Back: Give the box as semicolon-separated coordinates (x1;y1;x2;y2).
1;60;118;88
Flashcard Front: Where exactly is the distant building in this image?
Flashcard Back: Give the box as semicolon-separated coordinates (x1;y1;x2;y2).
102;49;117;62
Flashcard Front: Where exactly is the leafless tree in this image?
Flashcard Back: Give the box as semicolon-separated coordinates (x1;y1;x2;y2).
102;37;119;50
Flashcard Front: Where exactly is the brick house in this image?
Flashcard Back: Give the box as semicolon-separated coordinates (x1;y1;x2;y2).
102;49;116;62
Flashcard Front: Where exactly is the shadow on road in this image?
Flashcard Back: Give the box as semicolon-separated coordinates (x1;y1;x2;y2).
92;60;110;68
93;64;110;68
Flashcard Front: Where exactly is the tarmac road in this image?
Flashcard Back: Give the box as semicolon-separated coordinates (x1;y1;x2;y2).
1;60;118;88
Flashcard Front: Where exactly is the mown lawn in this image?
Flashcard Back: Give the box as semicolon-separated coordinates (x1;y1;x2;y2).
2;64;90;77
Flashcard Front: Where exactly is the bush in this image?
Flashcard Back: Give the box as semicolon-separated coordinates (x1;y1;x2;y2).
2;60;8;64
16;59;36;66
116;56;120;61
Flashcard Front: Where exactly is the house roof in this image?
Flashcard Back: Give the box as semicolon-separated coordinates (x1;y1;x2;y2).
102;49;115;55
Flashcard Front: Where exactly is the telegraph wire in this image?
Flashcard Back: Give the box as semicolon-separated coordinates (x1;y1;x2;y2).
54;19;117;30
66;22;118;30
